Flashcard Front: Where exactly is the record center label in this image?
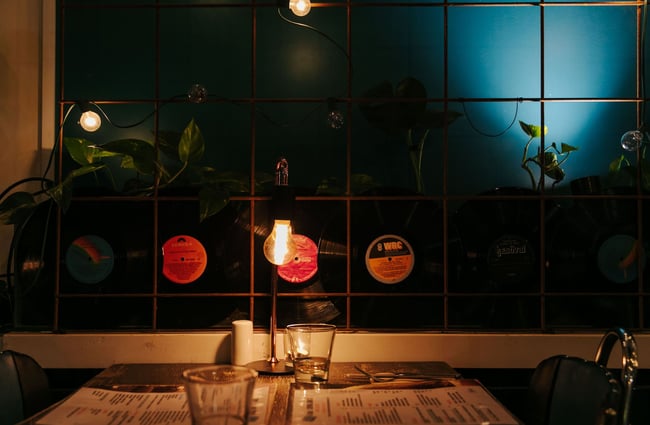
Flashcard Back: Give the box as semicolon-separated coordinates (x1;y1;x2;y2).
65;234;115;284
162;235;207;284
278;234;318;284
487;234;535;284
365;234;414;284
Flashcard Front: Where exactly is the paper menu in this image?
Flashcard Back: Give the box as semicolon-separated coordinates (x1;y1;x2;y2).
288;380;522;425
35;384;274;425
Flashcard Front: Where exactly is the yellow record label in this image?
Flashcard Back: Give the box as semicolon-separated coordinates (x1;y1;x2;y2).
364;234;414;284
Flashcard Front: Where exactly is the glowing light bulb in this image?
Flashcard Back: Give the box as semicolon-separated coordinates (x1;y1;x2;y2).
79;110;101;132
263;219;297;265
621;130;645;151
289;0;311;16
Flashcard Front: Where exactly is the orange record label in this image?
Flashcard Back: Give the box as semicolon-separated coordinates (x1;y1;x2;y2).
278;234;318;284
365;234;414;284
162;235;207;284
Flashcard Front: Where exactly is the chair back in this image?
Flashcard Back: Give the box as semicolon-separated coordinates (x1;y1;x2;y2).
594;327;638;425
0;350;50;425
525;354;622;425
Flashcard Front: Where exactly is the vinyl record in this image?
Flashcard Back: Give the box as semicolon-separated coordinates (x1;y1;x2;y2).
65;235;115;285
450;187;545;292
60;201;153;293
252;199;344;325
255;199;346;293
278;234;319;284
11;200;57;329
157;200;251;293
545;186;645;290
161;235;208;285
318;188;444;293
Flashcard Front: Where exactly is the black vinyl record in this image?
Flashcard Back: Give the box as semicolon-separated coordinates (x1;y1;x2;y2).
157;200;250;293
252;199;345;326
546;186;645;291
450;187;545;292
60;201;154;294
11;200;57;329
318;188;444;293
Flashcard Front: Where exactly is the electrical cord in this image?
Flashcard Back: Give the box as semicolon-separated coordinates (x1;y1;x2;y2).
460;98;522;138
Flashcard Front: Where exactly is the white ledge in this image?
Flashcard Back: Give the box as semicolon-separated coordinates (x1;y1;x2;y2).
1;331;646;370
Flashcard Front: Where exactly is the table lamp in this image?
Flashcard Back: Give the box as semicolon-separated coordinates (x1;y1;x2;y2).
247;157;296;374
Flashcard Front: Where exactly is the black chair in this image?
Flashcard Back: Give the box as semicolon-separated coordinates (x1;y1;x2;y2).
0;350;50;425
525;327;638;425
594;327;638;425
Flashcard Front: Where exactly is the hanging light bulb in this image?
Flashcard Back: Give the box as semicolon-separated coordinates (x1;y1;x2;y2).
187;83;208;103
263;219;297;265
77;103;102;132
289;0;311;16
620;130;646;151
327;98;344;129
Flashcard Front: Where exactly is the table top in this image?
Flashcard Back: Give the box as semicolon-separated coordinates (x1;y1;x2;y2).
20;362;521;425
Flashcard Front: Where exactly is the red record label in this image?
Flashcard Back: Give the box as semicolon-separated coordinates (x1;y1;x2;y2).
162;235;207;284
365;234;414;284
278;234;318;284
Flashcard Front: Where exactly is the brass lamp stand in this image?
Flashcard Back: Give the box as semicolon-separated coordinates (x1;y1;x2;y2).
247;157;294;375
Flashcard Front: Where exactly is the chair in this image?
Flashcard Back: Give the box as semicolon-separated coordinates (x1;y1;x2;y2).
0;350;51;425
525;327;638;425
594;327;638;425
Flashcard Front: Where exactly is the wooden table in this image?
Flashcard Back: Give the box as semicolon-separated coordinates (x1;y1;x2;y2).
91;362;459;425
22;362;505;425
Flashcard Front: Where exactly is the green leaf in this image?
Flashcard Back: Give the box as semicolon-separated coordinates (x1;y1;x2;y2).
560;143;578;153
157;130;182;161
199;185;229;222
199;169;250;194
315;177;345;195
0;192;37;225
519;121;548;138
393;77;427;129
351;173;380;194
64;137;119;165
609;155;629;173
101;139;156;175
47;181;74;212
178;118;205;163
47;163;107;211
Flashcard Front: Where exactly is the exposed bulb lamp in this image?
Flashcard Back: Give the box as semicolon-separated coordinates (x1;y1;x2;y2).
248;157;296;375
289;0;311;16
77;102;101;132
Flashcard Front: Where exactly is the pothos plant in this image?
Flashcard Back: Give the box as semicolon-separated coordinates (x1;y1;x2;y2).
608;139;650;191
359;77;463;193
0;119;245;229
518;120;578;190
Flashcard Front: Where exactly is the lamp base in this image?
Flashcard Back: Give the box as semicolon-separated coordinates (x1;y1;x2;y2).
246;359;294;375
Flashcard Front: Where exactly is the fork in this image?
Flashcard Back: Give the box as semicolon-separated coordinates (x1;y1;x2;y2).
351;365;447;382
